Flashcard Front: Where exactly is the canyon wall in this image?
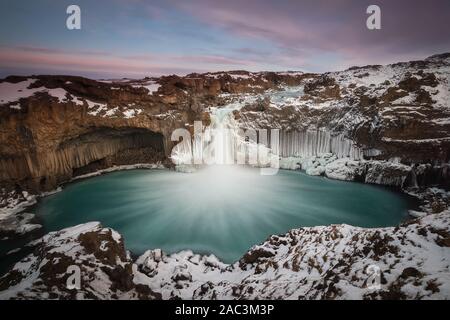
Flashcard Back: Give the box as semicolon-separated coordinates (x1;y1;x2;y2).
1;53;449;193
0;72;307;192
0;76;194;191
0;128;165;191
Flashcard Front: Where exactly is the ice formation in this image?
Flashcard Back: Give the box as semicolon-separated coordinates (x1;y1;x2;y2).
279;130;363;159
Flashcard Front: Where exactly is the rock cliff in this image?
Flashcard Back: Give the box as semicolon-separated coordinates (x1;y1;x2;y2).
0;72;308;192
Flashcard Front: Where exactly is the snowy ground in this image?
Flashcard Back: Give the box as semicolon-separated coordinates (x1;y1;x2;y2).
0;78;146;119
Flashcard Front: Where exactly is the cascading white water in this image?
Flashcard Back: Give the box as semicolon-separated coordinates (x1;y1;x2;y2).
171;104;253;166
206;107;277;167
209;107;238;165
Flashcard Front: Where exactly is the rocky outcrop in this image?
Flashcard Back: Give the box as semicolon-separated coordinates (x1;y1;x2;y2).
0;211;448;300
234;53;450;167
280;153;448;189
0;189;41;239
0;222;161;299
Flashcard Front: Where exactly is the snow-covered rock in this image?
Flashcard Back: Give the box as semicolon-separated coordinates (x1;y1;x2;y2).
325;158;364;181
408;210;427;218
1;211;449;300
0;190;40;238
365;161;412;187
279;157;301;170
0;222;161;300
279;154;414;188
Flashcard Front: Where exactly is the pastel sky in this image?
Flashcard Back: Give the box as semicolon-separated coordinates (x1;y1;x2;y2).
1;0;449;78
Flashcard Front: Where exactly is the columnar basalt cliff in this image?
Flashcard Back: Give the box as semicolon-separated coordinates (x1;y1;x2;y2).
0;72;310;192
232;53;450;189
0;76;187;192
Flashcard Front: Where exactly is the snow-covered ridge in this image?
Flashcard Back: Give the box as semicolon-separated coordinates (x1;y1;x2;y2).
0;222;161;300
328;56;450;109
0;79;75;110
0;78;147;119
0;210;448;300
131;80;161;94
203;71;263;80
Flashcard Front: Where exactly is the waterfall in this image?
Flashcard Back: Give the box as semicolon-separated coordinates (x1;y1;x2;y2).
279;130;363;160
209;108;238;165
171;103;363;167
171;105;247;166
171;105;277;167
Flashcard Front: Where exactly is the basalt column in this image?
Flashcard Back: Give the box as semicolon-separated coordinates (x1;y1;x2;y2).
0;128;165;192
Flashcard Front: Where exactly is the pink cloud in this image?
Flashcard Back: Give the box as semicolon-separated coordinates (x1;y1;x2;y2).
0;46;265;78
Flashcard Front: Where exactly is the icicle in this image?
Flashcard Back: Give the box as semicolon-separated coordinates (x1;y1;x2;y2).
280;130;362;160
